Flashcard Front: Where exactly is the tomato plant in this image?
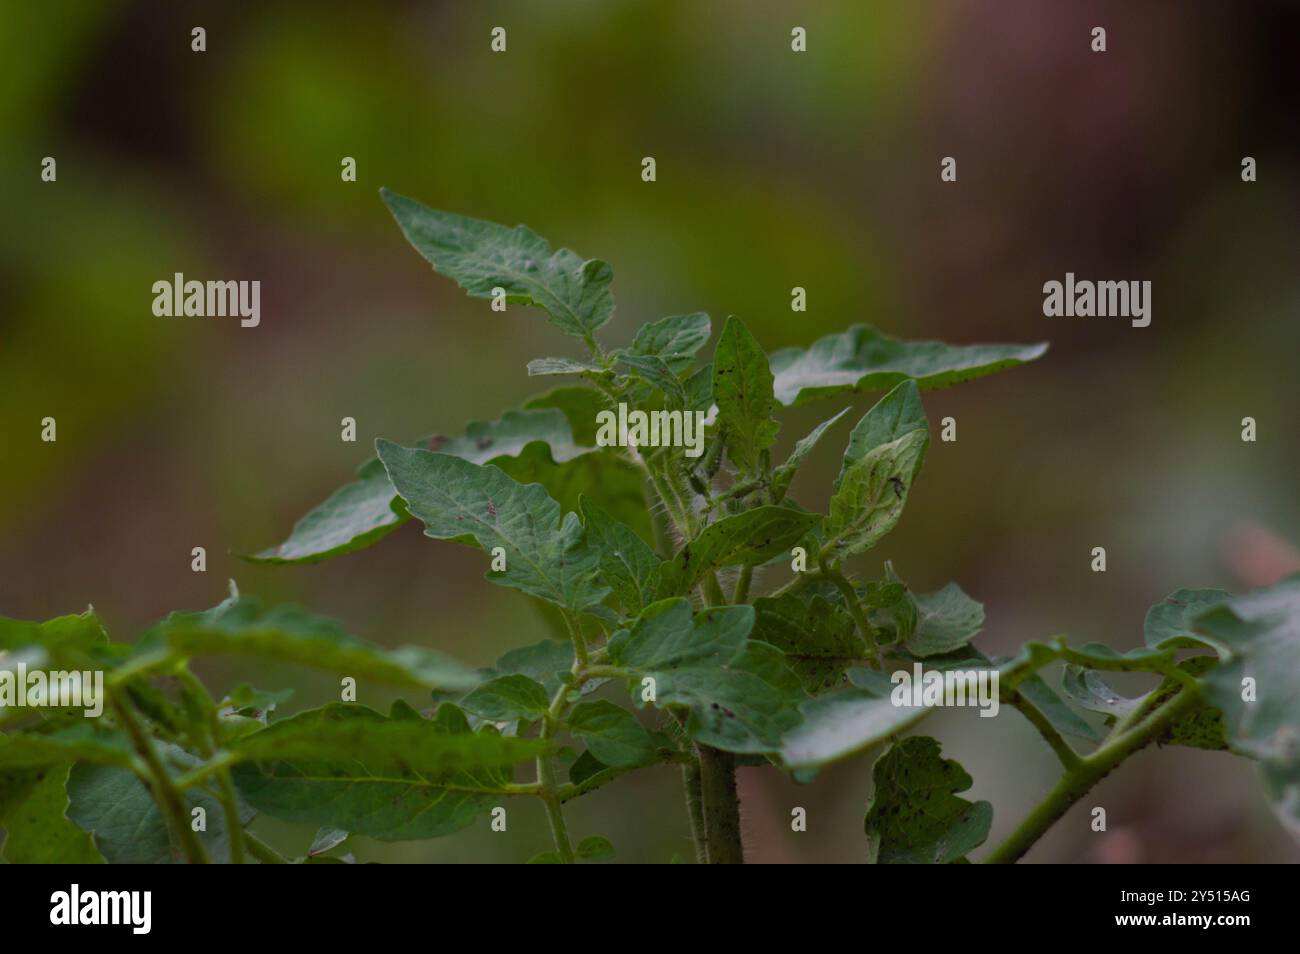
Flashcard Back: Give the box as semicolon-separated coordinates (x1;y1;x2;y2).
3;191;1296;864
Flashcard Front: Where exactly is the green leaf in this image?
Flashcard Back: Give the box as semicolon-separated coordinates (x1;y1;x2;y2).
567;700;657;768
824;431;927;559
250;408;592;565
836;379;928;488
608;600;806;754
460;675;551;722
494;442;652;548
712;317;779;473
225;683;294;716
769;323;1048;407
232;702;539;841
771;407;851;503
1144;587;1232;650
492;639;575;698
778;671;932;772
427;409;588;465
231;702;544;768
906;584;985;658
576;834;616;862
580;498;664;616
615;352;686;407
822;382;929;559
626;313;711;372
521;387;607;446
1015;672;1104;744
567;749;607;787
662;506;821;595
246;459;409;565
0;723;133;769
377;441;609;612
0;763;103;863
862;570;918;645
683;364;713;413
68;746;254;863
1193;576;1300;767
0;608;109;658
1059;666;1143;718
527;356;605;377
864;736;993;864
910;644;1103;744
1145;657;1229;751
752;592;860;692
382;189;614;339
156;595;481;691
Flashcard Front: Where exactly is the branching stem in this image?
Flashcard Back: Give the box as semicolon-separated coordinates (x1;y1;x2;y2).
984;686;1202;863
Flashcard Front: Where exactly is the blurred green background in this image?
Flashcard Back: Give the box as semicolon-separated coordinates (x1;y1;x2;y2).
2;0;1298;863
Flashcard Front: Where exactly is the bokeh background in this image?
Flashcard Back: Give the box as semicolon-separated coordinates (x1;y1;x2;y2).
2;0;1298;863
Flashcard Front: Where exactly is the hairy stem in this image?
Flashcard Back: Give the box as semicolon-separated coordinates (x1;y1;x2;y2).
561;610;590;668
698;745;743;863
984;686;1202;863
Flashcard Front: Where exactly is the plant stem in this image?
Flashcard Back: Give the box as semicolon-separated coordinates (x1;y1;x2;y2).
537;758;575;863
984;686;1202;863
176;668;246;864
111;695;210;864
537;677;578;862
561;610;590;667
243;831;289;864
681;761;707;863
703;572;727;607
1006;691;1081;770
822;561;879;665
733;565;753;604
697;745;743;863
215;770;246;864
769;568;822;599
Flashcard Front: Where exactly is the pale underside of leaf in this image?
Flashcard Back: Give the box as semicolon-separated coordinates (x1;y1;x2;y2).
769;323;1048;406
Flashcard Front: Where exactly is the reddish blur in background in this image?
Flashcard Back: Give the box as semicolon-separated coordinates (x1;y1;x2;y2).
2;0;1297;862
